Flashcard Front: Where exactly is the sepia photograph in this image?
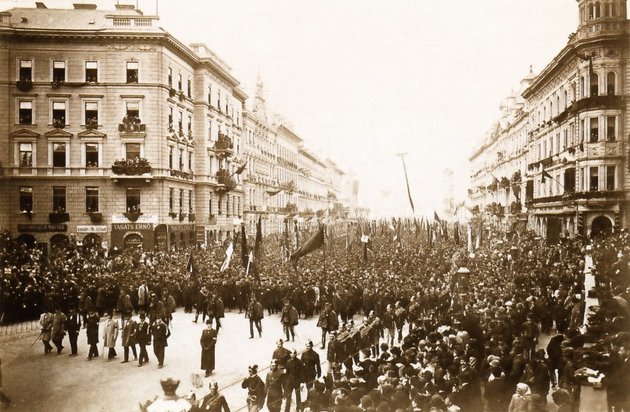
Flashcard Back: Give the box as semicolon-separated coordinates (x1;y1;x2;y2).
0;0;628;411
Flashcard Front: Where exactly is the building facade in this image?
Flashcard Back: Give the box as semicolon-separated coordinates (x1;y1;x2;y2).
469;0;630;239
0;3;246;252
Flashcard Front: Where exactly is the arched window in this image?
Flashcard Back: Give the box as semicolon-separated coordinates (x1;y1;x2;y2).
607;72;616;95
590;72;599;96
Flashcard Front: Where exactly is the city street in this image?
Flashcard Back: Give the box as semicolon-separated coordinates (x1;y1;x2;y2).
1;310;335;411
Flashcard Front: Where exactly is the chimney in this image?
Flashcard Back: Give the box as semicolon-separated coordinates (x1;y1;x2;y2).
73;4;97;9
35;2;47;9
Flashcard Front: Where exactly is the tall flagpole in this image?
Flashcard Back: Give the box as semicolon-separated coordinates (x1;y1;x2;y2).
396;153;415;215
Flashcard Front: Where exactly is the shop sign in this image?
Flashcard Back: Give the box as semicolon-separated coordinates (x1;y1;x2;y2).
168;224;196;232
112;223;153;231
76;225;108;233
18;224;67;232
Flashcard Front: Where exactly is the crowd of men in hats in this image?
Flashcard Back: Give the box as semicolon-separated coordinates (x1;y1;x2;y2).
1;221;629;411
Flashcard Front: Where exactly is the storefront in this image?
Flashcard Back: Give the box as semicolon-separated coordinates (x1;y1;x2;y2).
167;224;196;249
111;222;154;250
16;223;68;254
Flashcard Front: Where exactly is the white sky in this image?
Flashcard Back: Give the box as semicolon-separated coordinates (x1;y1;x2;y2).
1;0;577;218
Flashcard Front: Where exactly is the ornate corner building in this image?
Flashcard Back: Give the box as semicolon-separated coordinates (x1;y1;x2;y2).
0;3;247;252
0;3;352;253
469;0;630;240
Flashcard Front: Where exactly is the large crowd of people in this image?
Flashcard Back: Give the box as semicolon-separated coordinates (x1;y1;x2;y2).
1;222;629;411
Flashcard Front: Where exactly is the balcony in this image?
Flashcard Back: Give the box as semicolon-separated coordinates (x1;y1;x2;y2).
213;134;234;157
169;169;194;180
123;208;143;222
577;141;622;159
111;158;151;175
88;212;103;224
208;215;217;225
118;116;146;133
49;211;70;224
16;79;32;92
215;169;237;193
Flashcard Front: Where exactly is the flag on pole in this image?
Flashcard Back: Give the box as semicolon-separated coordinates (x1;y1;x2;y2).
235;161;248;175
254;216;262;261
541;168;552;182
434;211;441;223
220;242;234;272
240;224;248;268
290;225;325;264
399;155;415;213
266;188;282;196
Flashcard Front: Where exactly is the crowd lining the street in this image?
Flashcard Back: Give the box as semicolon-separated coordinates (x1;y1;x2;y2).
0;223;629;412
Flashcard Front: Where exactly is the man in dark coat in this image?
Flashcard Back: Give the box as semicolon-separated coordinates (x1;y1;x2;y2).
85;310;100;360
66;307;81;356
317;302;338;349
281;299;299;342
283;350;303;412
192;382;230;412
265;360;285;412
247;295;263;338
212;294;225;334
272;339;291;369
242;365;265;412
121;315;138;363
200;319;217;376
194;287;209;323
136;312;151;366
301;340;321;389
151;317;170;368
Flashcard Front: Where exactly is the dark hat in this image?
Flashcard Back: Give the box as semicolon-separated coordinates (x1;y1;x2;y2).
306;340;314;347
248;364;258;373
160;378;180;394
206;318;213;325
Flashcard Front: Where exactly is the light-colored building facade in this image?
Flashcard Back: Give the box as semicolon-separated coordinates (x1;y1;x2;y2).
469;0;630;239
0;3;246;251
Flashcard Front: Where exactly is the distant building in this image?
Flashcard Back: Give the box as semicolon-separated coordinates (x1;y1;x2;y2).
469;0;629;239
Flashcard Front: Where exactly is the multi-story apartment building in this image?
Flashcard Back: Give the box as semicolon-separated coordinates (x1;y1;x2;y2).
469;0;630;239
297;147;329;216
0;3;246;252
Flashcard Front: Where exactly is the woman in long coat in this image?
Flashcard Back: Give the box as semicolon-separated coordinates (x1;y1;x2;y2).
200;319;217;376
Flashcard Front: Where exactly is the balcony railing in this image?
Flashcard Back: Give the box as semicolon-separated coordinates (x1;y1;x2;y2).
111;158;151;175
49;212;70;224
216;169;237;192
169;169;194;180
16;79;32;92
214;134;234;155
123;208;143;222
118;116;146;133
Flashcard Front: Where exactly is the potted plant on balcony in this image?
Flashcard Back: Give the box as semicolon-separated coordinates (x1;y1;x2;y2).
500;177;511;189
169;87;177;98
49;208;70;224
111;158;151;175
169;211;177;218
179;211;187;222
123;207;143;222
178;90;186;102
188;213;196;222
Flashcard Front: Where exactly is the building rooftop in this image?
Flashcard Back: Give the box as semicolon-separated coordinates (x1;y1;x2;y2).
1;4;161;32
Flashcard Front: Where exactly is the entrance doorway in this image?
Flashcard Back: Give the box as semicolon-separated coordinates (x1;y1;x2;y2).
591;215;613;238
546;218;561;244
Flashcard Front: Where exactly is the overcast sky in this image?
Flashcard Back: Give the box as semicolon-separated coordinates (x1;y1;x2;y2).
1;0;577;217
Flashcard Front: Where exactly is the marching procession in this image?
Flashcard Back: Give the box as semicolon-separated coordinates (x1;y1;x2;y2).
1;219;629;411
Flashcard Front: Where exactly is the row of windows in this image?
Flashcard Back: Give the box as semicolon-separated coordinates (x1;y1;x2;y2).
18;59;137;84
18;185;243;217
207;193;242;217
533;115;618;162
19;186;101;213
532;71;617;127
580;1;625;22
18;142;139;168
168;146;193;171
537;165;617;197
17;99;141;127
